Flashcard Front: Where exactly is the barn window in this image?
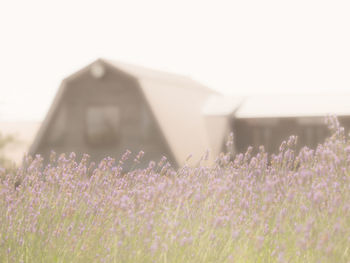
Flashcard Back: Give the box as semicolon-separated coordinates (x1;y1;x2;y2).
85;105;121;146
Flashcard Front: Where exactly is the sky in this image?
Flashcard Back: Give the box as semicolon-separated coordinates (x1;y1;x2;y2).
0;0;350;121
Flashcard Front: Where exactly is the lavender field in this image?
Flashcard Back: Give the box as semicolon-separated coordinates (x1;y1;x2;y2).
1;117;350;262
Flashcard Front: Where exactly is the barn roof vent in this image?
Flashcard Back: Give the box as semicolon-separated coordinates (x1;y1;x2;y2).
90;62;105;79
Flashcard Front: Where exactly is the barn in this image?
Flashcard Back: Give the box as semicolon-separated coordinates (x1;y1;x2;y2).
29;59;217;168
29;59;350;168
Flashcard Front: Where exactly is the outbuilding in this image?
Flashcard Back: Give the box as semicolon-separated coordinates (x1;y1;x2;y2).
29;59;217;168
233;94;350;154
202;93;350;155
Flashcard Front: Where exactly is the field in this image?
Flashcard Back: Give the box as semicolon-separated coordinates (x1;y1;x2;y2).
0;117;350;262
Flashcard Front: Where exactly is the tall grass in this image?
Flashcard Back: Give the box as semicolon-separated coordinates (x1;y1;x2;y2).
0;116;350;262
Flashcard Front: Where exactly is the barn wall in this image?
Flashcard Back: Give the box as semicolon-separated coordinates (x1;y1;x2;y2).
232;117;343;155
35;65;176;169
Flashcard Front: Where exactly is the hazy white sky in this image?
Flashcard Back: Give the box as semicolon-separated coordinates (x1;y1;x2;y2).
1;0;350;121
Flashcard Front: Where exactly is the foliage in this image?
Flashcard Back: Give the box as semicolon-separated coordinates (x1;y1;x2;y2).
0;117;350;262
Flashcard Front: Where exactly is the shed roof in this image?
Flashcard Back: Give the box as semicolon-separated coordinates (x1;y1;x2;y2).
235;93;350;119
